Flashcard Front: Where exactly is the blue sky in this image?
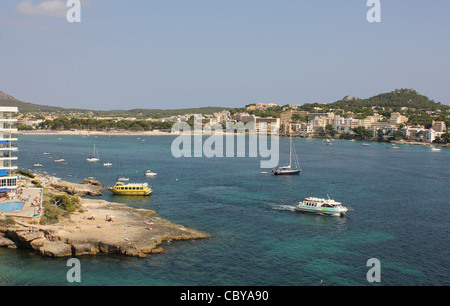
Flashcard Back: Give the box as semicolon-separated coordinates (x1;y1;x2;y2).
1;0;449;110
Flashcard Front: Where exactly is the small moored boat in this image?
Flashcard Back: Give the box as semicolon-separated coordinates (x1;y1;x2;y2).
145;170;157;177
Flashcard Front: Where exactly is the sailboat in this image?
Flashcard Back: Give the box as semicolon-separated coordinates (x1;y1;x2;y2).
272;127;301;175
117;164;130;181
87;144;100;162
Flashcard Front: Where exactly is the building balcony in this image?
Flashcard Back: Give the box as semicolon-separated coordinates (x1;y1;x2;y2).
0;128;18;133
0;137;18;142
0;166;18;171
0;156;18;161
0;118;18;123
0;146;18;151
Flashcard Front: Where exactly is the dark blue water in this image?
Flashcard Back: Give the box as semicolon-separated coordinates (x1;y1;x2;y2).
0;135;448;286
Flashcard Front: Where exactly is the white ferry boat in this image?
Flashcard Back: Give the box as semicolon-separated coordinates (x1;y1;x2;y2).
296;196;350;216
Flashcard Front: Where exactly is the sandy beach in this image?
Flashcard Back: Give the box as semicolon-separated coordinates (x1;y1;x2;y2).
17;130;172;136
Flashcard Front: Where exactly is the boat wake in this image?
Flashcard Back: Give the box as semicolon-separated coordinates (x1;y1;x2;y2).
269;203;296;212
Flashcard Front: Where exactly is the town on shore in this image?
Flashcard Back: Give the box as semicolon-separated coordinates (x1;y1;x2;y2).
8;88;450;144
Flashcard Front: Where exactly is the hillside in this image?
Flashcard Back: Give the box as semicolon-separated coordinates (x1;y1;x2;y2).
0;91;69;113
1;88;448;119
0;91;228;118
328;89;449;111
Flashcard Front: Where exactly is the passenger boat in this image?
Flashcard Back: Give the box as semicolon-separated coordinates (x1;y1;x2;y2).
272;127;301;175
108;182;152;196
296;196;350;216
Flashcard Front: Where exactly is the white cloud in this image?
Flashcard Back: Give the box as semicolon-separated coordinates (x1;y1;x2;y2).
15;0;69;18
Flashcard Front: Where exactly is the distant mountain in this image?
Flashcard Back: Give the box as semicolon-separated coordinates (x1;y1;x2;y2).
329;89;449;111
0;91;69;113
0;91;228;118
1;88;447;118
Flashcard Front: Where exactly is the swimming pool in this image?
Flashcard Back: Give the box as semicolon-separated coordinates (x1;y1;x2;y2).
0;202;25;212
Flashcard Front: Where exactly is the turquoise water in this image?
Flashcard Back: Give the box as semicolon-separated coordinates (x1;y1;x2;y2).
0;135;449;286
0;202;25;212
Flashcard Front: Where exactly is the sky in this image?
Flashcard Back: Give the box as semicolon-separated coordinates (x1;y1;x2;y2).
0;0;449;110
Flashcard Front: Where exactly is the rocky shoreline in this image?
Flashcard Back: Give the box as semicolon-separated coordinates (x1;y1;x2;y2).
0;178;210;258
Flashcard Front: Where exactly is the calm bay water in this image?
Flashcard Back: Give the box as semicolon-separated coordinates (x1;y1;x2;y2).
0;135;449;286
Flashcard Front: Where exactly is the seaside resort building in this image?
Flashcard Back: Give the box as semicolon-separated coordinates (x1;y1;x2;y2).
0;107;18;195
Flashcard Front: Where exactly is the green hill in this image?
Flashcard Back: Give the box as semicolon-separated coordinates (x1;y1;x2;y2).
2;88;448;119
329;89;449;111
0;91;228;118
0;91;69;113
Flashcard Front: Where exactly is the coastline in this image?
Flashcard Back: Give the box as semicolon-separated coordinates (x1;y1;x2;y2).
0;174;211;258
17;130;450;146
17;130;172;136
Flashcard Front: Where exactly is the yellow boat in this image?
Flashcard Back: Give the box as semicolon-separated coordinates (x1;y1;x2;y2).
107;182;152;196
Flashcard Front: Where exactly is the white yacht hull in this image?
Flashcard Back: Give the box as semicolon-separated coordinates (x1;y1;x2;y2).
295;205;346;216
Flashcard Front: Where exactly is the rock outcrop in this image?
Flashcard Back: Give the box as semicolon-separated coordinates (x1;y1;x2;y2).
49;181;103;196
0;200;210;258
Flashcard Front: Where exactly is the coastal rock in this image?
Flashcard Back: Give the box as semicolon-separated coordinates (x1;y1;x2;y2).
39;241;73;257
50;181;103;196
2;198;210;258
30;237;48;250
72;242;99;256
16;230;45;247
0;237;15;247
82;179;103;187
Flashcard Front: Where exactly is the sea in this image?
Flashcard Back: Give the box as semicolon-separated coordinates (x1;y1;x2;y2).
0;135;448;286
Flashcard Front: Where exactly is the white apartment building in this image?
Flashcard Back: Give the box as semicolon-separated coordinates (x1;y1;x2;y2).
330;115;361;133
0;107;19;192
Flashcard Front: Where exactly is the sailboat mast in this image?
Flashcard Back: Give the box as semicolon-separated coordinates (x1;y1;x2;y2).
289;124;292;168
